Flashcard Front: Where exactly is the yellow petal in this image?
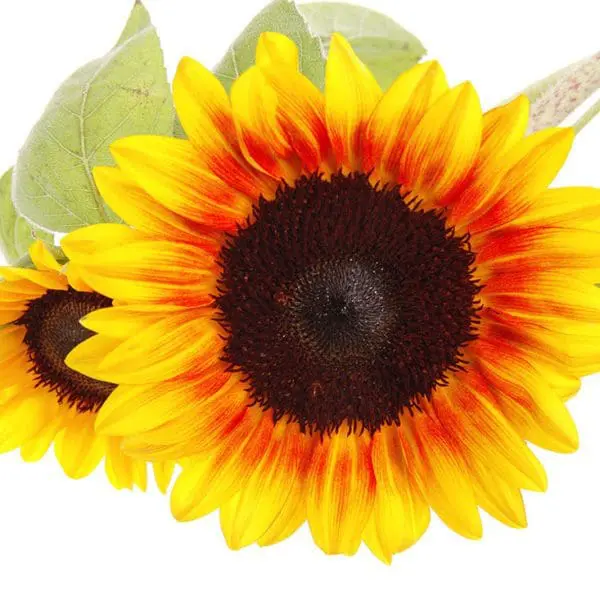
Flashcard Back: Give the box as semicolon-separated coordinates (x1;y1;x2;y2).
0;353;29;386
54;414;105;479
474;339;579;453
173;56;271;195
470;462;527;528
434;382;548;492
362;515;392;565
307;430;376;555
95;368;234;437
65;240;218;307
220;422;310;549
369;427;431;556
364;61;448;177
256;32;298;68
0;278;47;299
511;186;600;229
132;459;148;492
399;83;482;201
481;269;600;328
259;63;330;173
484;307;600;378
110;136;252;232
403;409;482;539
63;334;122;383
153;461;175;494
468;128;574;233
62;223;147;259
477;228;600;279
29;240;61;272
0;266;66;290
65;264;94;292
93;312;221;384
105;437;134;490
93;166;213;245
0;395;52;452
0;308;26;326
170;409;270;522
173;56;236;155
230;66;298;180
174;57;271;199
325;33;382;170
445;94;530;220
0;326;26;361
479;95;530;167
122;384;248;461
80;305;173;340
20;414;66;463
257;480;307;547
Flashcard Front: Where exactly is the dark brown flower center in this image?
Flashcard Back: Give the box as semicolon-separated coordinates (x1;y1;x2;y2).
15;287;116;413
215;171;481;435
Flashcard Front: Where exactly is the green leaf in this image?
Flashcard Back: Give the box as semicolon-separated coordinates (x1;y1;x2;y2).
519;64;574;105
13;1;174;233
298;2;426;90
213;0;326;92
524;52;600;133
0;167;53;264
173;114;187;139
116;0;152;45
574;97;600;133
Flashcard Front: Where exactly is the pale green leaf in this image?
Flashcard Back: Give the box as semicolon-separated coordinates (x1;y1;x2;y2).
0;167;53;264
574;97;600;133
525;51;600;133
13;1;174;232
519;64;574;105
298;2;426;90
117;0;152;45
12;255;34;269
173;114;187;139
213;0;326;92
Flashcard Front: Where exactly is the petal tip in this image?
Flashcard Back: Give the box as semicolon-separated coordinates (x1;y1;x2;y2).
170;495;192;522
329;32;352;54
514;93;531;111
176;55;199;72
424;59;443;73
458;80;477;98
92;165;120;191
560;126;576;145
256;31;298;69
456;81;482;115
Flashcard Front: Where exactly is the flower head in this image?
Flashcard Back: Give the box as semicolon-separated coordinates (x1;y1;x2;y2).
0;241;173;491
62;33;600;562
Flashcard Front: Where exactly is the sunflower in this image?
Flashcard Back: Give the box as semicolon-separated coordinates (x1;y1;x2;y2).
0;241;173;492
61;32;600;562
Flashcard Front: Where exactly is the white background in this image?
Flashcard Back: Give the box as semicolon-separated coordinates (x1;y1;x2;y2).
1;1;600;598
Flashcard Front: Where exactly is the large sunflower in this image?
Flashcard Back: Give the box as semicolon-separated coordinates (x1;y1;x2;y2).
61;33;600;562
0;241;173;492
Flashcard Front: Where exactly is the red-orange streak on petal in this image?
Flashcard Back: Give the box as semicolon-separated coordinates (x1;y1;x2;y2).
239;130;288;181
477;308;567;366
209;153;277;202
281;115;330;174
215;409;274;476
474;226;546;263
469;337;545;416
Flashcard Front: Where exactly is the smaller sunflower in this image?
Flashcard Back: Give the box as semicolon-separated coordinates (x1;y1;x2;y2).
0;241;173;491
